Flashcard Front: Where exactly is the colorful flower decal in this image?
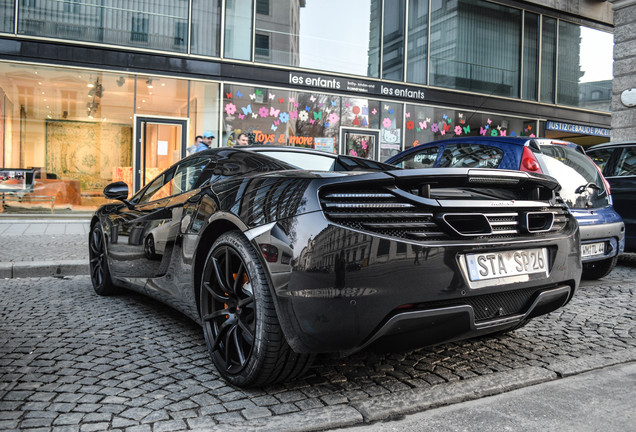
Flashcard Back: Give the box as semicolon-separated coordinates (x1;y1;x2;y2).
431;123;439;133
224;103;236;116
328;113;339;124
258;106;269;118
270;107;280;117
279;112;290;123
361;140;367;150
382;117;392;128
349;149;358;157
406;120;414;130
299;111;309;121
454;125;462;135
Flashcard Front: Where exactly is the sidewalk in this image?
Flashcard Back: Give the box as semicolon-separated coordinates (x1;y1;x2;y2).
0;215;91;279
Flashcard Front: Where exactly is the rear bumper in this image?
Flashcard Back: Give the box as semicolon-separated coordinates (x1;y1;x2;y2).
579;221;625;262
256;213;581;355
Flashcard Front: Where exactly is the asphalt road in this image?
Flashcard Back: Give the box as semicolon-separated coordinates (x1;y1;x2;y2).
1;258;635;431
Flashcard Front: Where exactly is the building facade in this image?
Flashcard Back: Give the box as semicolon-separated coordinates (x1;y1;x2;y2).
0;0;614;213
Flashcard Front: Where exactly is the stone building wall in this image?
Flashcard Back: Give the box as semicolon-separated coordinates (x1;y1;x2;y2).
612;0;636;141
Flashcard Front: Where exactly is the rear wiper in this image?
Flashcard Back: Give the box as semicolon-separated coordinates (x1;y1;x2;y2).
574;182;602;194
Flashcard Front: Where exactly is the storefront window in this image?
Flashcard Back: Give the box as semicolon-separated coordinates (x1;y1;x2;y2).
406;0;429;85
0;64;135;212
135;76;189;118
254;0;382;77
0;1;14;33
189;81;221;148
379;102;403;161
225;0;253;60
0;63;219;213
18;1;191;53
191;0;222;57
403;104;537;151
557;22;613;112
222;84;340;150
429;0;521;98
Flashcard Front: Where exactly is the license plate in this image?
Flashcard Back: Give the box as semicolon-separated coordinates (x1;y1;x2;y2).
581;242;605;258
464;248;548;282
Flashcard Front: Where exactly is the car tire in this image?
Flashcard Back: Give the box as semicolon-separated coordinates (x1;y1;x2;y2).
89;224;119;295
582;255;618;280
200;231;314;387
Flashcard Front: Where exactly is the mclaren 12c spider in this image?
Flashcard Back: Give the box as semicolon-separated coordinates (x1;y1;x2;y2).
89;146;582;387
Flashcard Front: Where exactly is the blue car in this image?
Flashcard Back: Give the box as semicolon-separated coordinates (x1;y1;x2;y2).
387;137;625;280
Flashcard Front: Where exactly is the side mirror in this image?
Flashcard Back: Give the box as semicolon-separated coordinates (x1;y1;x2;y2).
104;182;133;208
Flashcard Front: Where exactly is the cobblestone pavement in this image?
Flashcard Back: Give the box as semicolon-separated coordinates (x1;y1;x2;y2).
1;259;635;431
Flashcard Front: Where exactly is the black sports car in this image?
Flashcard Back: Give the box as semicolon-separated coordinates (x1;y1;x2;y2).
89;146;582;387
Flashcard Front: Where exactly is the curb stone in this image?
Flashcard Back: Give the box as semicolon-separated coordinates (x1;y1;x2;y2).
547;347;636;377
220;405;364;432
350;366;556;423
3;260;89;279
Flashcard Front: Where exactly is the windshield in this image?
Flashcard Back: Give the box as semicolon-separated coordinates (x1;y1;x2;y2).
535;145;609;209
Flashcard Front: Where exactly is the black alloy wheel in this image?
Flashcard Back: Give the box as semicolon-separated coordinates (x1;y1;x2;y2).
200;231;314;387
88;224;118;295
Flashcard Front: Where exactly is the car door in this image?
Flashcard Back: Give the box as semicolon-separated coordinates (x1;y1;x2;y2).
603;146;636;249
106;155;214;280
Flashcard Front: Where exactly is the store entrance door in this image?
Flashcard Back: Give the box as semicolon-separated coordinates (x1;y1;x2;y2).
134;116;188;192
340;128;380;160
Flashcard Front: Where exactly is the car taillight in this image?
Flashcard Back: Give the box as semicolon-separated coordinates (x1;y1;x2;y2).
260;244;279;263
587;155;611;195
520;146;542;173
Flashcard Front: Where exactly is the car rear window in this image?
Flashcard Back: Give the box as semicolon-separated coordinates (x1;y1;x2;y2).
439;143;503;168
535;144;609;209
615;146;636;176
587;147;614;173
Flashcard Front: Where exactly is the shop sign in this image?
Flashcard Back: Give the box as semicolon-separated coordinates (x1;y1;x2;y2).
546;121;610;137
288;72;425;101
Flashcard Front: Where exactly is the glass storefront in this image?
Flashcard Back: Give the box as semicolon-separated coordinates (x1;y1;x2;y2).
0;63;219;213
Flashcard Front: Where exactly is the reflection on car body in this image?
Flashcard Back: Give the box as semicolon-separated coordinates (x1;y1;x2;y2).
89;145;582;387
